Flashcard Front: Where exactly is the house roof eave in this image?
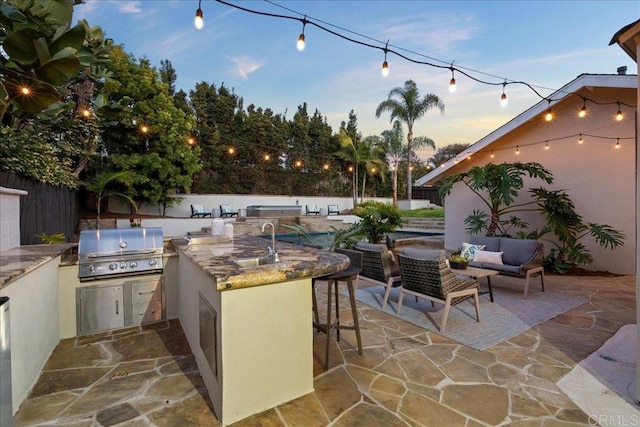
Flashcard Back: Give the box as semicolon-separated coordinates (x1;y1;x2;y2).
609;19;640;61
415;74;637;187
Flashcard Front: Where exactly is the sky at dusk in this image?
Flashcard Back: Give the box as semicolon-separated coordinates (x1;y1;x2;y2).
73;1;638;160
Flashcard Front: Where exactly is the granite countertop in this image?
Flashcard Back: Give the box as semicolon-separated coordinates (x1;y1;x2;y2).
0;243;77;289
175;236;349;291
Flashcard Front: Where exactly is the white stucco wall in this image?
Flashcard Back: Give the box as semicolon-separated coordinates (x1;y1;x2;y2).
2;257;60;413
0;187;27;251
108;194;392;219
441;84;636;275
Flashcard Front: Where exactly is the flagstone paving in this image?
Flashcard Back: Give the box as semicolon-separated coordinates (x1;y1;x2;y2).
12;274;637;426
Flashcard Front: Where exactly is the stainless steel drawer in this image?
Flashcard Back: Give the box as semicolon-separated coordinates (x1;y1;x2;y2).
132;301;163;325
131;279;162;304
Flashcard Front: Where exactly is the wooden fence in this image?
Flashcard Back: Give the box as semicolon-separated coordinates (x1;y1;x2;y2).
0;172;79;245
412;186;443;206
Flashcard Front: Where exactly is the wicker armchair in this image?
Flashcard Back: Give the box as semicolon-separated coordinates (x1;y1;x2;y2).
353;242;402;309
397;248;480;333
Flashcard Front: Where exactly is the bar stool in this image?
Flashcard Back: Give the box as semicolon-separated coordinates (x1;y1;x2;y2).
311;248;363;370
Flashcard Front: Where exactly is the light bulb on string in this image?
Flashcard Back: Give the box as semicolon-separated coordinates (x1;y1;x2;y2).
500;81;508;108
578;134;584;144
449;67;456;93
615;138;621;149
515;146;520;155
297;17;306;51
578;97;587;118
615;102;623;121
544;100;553;122
194;0;203;29
490;149;495;159
544;140;549;150
381;40;389;77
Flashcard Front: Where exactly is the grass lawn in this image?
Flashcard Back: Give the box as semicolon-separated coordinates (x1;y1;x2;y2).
400;208;444;218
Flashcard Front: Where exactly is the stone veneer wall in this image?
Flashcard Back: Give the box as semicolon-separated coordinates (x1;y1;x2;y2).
0;186;28;250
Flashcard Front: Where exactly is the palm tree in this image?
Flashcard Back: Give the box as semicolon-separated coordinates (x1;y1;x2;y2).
83;171;137;227
335;129;386;206
376;80;444;200
359;136;387;201
381;121;404;204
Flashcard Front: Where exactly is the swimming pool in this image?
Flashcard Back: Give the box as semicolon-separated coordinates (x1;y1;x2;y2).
273;230;443;250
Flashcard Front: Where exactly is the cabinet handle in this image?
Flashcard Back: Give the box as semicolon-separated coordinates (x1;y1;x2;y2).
138;290;155;295
115;300;119;315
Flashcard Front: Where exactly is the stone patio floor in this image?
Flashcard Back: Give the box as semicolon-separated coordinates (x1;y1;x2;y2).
12;273;638;426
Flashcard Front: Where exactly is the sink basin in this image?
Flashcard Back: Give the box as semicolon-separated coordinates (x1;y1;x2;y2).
232;256;275;268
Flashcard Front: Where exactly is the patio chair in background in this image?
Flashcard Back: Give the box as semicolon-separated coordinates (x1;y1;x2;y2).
353;242;402;309
327;204;340;215
397;247;480;333
190;204;211;218
220;204;238;218
305;205;320;215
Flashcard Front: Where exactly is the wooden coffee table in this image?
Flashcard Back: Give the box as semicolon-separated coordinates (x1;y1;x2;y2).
449;266;499;302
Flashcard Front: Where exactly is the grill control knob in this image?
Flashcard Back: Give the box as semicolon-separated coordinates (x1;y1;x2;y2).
109;263;119;271
149;259;157;266
120;262;127;269
129;261;138;268
88;265;96;273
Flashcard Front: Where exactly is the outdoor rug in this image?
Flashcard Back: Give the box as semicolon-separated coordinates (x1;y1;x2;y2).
355;285;589;350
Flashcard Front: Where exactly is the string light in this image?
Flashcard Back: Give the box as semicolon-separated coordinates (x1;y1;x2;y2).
20;86;30;95
449;67;456;93
228;147;235;154
615;102;623;121
515;146;520;155
578;134;584;144
544;100;553;122
187;137;195;145
263;153;270;161
323;163;330;170
295;160;303;167
297;17;307;51
544;140;549;150
500;82;507;108
194;0;203;29
578;97;587;118
615;138;620;149
81;109;91;118
490;149;495;158
210;0;637;116
140;125;149;134
381;40;390;77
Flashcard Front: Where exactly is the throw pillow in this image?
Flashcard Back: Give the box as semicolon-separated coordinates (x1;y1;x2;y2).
461;242;486;260
473;249;504;265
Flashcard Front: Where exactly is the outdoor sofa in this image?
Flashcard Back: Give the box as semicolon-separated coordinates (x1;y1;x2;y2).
466;236;545;297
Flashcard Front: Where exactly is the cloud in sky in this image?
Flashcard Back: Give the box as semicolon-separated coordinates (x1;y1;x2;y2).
117;1;142;15
226;55;264;79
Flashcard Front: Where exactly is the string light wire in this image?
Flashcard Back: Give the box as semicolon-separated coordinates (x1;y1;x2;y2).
210;0;636;110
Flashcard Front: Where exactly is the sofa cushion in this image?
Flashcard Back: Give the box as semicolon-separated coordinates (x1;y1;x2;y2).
461;242;486;260
473;249;504;265
469;235;500;252
401;247;443;261
499;238;538;266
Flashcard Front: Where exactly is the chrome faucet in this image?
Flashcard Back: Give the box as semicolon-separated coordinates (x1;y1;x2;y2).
262;222;279;262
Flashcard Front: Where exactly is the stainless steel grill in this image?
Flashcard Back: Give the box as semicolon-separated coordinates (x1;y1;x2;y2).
78;227;164;281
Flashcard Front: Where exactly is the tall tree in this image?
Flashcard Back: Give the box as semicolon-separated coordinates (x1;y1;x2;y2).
380;121;404;204
99;46;201;215
428;142;470;167
375;80;444;200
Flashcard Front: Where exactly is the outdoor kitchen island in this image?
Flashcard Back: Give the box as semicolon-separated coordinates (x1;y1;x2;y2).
173;235;348;425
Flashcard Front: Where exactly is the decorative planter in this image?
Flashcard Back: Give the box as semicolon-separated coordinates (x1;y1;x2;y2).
449;260;468;270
